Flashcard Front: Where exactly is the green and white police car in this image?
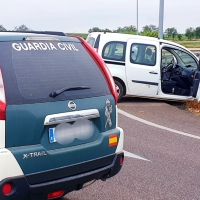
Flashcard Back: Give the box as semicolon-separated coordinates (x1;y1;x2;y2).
0;31;124;200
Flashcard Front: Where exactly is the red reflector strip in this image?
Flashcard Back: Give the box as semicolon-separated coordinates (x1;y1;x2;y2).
2;183;12;195
0;68;6;120
120;155;124;165
109;134;118;147
48;190;65;199
0;101;6;120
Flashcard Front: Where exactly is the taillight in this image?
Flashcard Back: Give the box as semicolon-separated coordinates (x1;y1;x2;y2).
120;155;124;165
2;183;12;195
48;190;65;199
72;36;118;104
0;68;6;120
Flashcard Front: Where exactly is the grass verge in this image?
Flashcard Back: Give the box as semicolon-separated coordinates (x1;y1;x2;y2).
174;40;200;48
67;33;88;39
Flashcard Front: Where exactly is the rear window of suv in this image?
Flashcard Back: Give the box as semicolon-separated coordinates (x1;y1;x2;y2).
0;41;110;105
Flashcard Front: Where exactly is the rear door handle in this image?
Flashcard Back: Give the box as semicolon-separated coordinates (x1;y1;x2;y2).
149;71;158;74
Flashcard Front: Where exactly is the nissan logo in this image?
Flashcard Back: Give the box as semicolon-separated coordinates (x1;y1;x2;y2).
68;101;76;110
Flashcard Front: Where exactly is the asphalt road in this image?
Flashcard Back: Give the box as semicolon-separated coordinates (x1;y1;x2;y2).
63;97;200;200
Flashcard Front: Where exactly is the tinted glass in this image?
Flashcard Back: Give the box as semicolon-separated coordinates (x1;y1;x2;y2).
0;41;110;105
162;48;198;68
102;41;126;62
162;49;174;66
174;50;197;67
130;43;156;66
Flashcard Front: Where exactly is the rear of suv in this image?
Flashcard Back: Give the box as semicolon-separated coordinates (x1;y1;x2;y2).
0;32;124;200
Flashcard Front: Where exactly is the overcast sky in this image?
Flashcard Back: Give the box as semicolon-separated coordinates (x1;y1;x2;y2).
0;0;199;34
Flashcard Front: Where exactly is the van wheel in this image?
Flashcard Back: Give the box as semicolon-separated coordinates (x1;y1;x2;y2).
115;80;124;101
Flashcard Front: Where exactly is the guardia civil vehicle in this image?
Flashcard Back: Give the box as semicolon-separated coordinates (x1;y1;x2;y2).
87;32;200;102
0;31;124;200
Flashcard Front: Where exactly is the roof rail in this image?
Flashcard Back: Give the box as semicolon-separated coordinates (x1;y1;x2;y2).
1;31;67;36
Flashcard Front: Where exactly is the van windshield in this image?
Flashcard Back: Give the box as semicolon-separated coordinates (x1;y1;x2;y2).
0;41;110;105
86;37;95;47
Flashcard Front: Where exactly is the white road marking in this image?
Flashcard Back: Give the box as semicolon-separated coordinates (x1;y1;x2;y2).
124;150;150;161
118;108;200;140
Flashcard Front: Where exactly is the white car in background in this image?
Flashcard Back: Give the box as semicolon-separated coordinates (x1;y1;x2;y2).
86;32;200;102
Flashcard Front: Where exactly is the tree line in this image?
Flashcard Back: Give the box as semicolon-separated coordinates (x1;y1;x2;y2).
0;24;32;32
89;25;200;40
1;24;200;41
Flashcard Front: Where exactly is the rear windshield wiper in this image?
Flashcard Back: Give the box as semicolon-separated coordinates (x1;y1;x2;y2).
49;86;90;98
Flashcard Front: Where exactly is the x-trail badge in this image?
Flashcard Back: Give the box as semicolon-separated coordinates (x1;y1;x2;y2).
68;101;76;110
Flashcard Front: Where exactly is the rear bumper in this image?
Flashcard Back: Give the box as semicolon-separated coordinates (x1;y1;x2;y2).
0;152;124;200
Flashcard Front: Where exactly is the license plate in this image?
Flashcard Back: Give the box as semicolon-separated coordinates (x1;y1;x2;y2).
49;128;56;143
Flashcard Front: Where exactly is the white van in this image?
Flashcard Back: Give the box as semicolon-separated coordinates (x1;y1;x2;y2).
86;32;200;102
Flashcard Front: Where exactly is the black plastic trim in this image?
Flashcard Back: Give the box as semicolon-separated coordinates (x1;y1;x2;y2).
94;34;100;48
192;71;200;97
0;153;123;200
149;71;158;75
132;80;158;86
26;154;115;184
104;60;125;66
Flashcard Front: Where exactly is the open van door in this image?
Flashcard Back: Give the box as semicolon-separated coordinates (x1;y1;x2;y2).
192;62;200;101
125;38;160;97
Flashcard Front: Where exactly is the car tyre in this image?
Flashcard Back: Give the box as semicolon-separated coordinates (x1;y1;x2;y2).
115;80;124;102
